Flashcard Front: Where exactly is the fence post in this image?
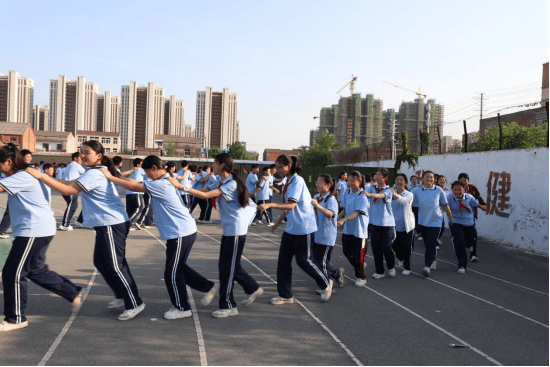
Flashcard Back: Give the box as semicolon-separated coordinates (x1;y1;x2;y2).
545;102;549;148
436;124;442;154
497;113;503;150
463;120;468;153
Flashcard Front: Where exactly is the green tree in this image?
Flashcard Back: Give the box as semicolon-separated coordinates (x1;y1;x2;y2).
300;129;340;167
469;121;548;152
394;131;419;171
207;146;222;158
165;140;175;157
227;141;249;160
345;139;360;148
420;130;431;155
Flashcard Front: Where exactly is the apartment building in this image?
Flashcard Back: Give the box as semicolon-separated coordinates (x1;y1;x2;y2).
0;71;34;125
96;91;121;133
32;105;50;131
76;130;121;153
397;99;444;154
196;87;238;149
164;95;185;136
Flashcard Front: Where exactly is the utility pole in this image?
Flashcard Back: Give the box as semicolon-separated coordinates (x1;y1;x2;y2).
480;93;484;120
390;117;396;160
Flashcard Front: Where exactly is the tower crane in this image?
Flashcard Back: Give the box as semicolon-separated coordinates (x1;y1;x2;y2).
381;80;427;99
336;75;358;96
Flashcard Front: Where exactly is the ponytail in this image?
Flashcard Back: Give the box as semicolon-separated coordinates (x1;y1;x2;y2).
215;153;249;208
276;154;301;175
0;143;29;173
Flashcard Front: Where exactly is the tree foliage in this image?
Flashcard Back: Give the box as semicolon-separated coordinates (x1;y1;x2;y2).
300;129;340;167
165;140;175;157
207;146;222;158
227;141;249;160
420;130;431;155
469;121;548;152
345;139;360;148
394;131;419;171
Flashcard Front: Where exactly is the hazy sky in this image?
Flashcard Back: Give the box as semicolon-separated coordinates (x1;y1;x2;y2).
2;0;548;155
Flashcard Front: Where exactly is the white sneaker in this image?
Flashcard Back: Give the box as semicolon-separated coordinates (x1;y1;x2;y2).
212;308;239;318
372;272;385;279
164;306;192;320
129;227;136;231
336;267;345;288
58;225;73;231
250;222;257;226
430;260;437;270
0;320;28;332
200;283;220;306
266;223;274;227
0;233;9;239
73;221;85;228
397;259;403;267
107;298;125;309
418;236;423;241
320;280;334;302
436;245;440;250
118;303;145;321
354;278;367;287
133;223;142;230
196;219;204;224
402;269;411;276
257;220;264;224
471;256;479;263
316;288;336;295
457;267;466;275
422;267;430;277
387;268;396;277
72;290;83;312
241;287;264;307
270;296;295;305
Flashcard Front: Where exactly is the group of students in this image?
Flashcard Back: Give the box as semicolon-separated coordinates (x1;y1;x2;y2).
0;140;486;332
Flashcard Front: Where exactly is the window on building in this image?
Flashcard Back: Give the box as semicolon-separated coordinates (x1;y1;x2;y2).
185;149;191;156
102;137;111;144
57;144;63;151
113;149;118;153
9;137;17;141
105;148;110;153
78;136;87;142
91;137;99;141
113;138;118;144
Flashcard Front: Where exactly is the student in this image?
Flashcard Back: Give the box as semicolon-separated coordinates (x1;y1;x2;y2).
126;158;145;230
177;153;262;318
458;173;487;262
252;167;274;226
364;168;396;279
60;152;85;231
195;166;216;224
55;163;65;179
447;181;487;274
436;175;449;249
410;175;421;240
337;171;370;287
26;140;145;321
258;155;333;303
390;174;415;275
188;166;203;214
364;173;373;189
38;161;45;173
336;171;348;215
411;171;454;277
176;160;194;208
0;144;82;332
42;164;55;204
112;156;123;173
245;165;259;204
311;174;345;289
99;155;219;320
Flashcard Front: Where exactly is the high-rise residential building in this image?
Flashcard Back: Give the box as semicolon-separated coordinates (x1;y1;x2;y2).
382;109;398;142
319;105;339;135
120;81;166;151
164;95;185;136
48;75;98;133
397;99;444;154
0;71;34;125
195;87;238;149
32;105;50;131
233;120;240;142
96;91;121;133
183;124;194;138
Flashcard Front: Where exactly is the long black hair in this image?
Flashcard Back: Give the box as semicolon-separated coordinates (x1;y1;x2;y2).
142;155;165;171
318;173;337;199
215;153;249;208
276;154;301;175
165;161;176;177
348;171;365;188
0;143;29;173
81;140;120;178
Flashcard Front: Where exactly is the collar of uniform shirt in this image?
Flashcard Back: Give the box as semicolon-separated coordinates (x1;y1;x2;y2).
422;185;436;190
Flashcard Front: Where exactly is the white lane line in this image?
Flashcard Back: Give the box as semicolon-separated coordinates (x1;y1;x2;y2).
143;228;208;366
197;230;363;367
345;275;503;366
248;229;549;329
410;251;549;296
38;269;98;366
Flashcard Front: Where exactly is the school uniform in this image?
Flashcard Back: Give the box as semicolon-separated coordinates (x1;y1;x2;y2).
189;173;202;214
254;177;273;223
206;176;259;309
340;188;370;280
409;184;420;233
143;174;214;311
438;188;450;243
312;193;341;281
277;174;329;298
61;161;85;227
125;168;145;225
336;179;348;214
465;184;486;259
195;172;215;221
137;175;154;226
447;192;479;269
0;173;10;234
245;172;258;203
412;186;448;268
55;166;65;179
178;168;194;208
391;190;415;270
76;167;143;311
369;185;396;275
0;170;81;324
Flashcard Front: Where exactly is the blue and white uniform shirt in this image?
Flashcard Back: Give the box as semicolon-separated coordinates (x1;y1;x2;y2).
446;192;478;227
55;166;65;179
76;167;129;227
0;170;56;237
336;179;348;206
412;186;448;228
178;168;194;188
283;174;317;235
207;176;257;236
143;174;196;240
127;168;146;195
391;190;414;232
369;185;395;227
313;192;338;246
256;177;271;201
268;174;275;196
63;161;85;181
341;188;370;238
245;172;258;197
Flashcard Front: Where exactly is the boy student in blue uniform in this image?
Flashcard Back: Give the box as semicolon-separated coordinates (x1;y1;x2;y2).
411;171;453;277
188;166;203;214
98;156;219;320
245;164;259;203
311;174;345;290
446;181;486;274
26;140;145;321
337;171;370;287
436;175;449;249
258;155;333;304
364;168;396;279
458;173;486;262
195;166;217;224
390;174;415;275
59;152;85;231
0;144;83;332
176;160;194;208
252;167;280;227
336;171;348;214
176;153;262;318
126;158;145;230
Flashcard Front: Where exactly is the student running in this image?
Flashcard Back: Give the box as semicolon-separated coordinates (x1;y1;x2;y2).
390;174;415;275
458;173;487;262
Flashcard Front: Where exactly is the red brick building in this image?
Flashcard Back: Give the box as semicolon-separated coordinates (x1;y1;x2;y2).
0;122;35;151
263;148;302;162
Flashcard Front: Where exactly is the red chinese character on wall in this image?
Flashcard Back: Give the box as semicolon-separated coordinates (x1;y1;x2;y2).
486;171;511;218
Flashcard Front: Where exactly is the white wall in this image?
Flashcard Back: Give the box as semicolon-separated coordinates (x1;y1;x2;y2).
395;148;549;254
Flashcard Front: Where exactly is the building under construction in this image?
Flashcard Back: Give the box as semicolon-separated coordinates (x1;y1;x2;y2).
397;99;444;154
